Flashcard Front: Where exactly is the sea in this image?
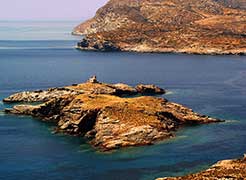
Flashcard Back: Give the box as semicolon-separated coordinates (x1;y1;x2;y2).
0;21;246;180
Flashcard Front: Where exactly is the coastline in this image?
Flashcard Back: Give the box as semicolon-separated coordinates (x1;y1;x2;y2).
75;44;246;55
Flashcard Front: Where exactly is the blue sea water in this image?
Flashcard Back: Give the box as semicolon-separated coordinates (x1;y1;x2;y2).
0;21;246;180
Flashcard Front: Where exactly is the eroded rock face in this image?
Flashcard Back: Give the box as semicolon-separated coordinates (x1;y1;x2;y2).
3;77;222;151
157;155;246;180
74;0;246;55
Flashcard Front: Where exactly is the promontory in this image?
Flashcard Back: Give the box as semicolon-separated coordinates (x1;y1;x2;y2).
74;0;246;54
3;76;222;151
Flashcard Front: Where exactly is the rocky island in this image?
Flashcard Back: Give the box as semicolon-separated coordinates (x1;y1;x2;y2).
74;0;246;54
157;154;246;180
3;76;222;151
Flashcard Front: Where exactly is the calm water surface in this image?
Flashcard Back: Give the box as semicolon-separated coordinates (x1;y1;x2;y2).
0;21;246;180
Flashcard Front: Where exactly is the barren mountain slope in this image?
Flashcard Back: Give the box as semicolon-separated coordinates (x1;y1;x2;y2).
74;0;246;54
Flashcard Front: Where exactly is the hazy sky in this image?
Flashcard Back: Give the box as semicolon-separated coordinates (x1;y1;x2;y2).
0;0;108;20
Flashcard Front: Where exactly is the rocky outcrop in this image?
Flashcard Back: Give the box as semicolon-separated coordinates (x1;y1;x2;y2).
77;39;120;52
157;154;246;180
136;84;165;95
74;0;246;55
3;76;163;103
3;77;222;151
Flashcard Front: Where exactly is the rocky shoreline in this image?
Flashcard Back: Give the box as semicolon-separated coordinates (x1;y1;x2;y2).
3;76;222;151
76;44;246;55
157;154;246;180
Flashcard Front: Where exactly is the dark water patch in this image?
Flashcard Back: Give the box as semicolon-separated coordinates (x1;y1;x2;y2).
94;160;210;180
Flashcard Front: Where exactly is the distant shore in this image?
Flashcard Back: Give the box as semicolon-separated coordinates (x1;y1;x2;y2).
76;43;246;55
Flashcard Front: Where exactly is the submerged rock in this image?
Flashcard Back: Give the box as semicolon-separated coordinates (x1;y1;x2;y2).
157;154;246;180
3;77;222;151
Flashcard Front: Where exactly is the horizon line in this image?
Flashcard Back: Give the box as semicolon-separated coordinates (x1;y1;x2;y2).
0;17;92;22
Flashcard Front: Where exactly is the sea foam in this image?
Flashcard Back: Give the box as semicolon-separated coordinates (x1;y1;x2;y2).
223;119;240;124
165;90;174;95
0;111;5;116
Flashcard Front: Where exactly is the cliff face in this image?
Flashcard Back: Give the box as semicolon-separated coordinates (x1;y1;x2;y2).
74;0;246;54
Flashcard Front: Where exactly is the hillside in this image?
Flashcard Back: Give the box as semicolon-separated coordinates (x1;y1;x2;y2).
74;0;246;54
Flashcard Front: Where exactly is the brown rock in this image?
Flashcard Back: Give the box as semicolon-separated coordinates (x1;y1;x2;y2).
111;83;137;95
136;84;165;95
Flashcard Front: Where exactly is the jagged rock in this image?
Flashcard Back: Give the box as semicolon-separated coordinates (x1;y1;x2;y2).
157;155;246;180
77;39;89;48
3;78;223;151
5;95;75;122
5;105;37;115
77;39;120;52
74;0;246;54
136;84;166;95
110;83;137;95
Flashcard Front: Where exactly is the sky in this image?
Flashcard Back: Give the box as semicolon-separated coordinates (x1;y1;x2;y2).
0;0;108;21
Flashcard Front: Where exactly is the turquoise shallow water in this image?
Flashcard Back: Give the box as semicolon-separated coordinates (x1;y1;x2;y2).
0;21;246;180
